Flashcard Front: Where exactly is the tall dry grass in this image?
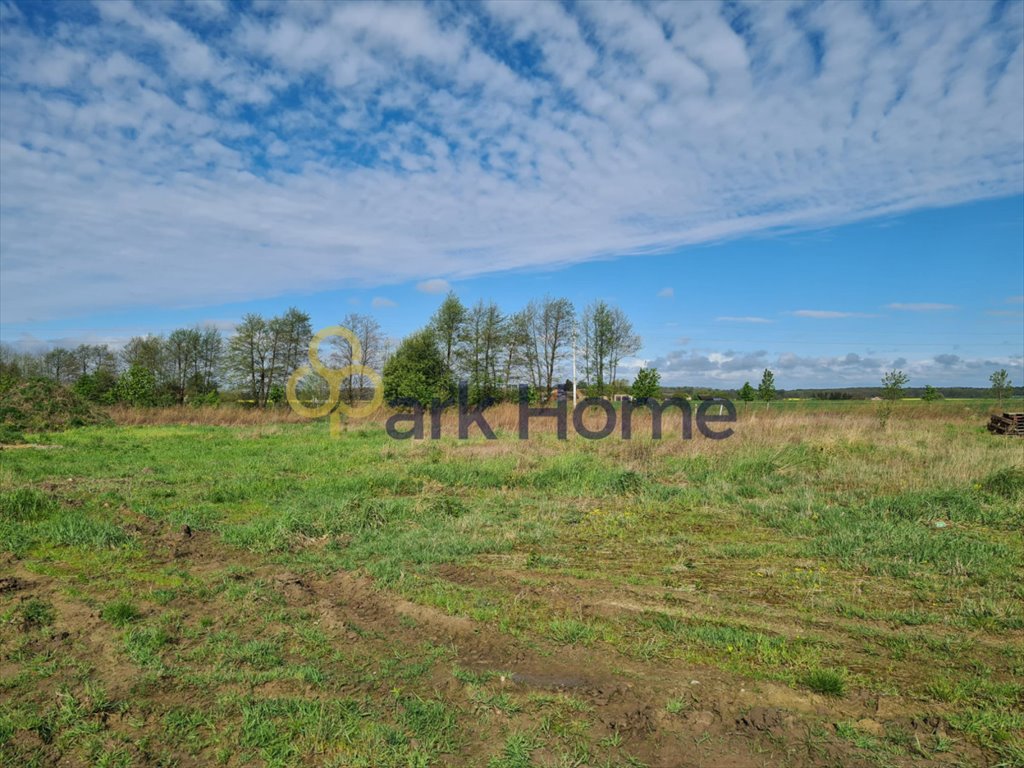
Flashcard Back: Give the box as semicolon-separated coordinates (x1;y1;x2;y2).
107;405;310;426
107;399;1008;433
385;401;1022;497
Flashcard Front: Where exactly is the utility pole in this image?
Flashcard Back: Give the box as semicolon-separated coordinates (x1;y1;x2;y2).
572;324;578;407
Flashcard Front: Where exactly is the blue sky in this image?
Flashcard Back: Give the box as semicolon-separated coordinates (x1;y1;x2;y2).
1;0;1022;387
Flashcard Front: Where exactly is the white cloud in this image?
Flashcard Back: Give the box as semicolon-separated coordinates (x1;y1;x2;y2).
887;303;958;311
1008;295;1024;305
1;1;1022;322
1;317;238;354
184;0;229;19
648;347;1023;387
371;296;397;308
716;316;773;324
657;287;674;298
790;310;879;319
416;279;451;294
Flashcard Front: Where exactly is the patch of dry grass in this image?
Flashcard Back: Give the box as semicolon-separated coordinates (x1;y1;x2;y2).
107;404;311;426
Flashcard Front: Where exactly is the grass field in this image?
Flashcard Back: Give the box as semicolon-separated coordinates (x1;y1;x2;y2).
2;399;1023;767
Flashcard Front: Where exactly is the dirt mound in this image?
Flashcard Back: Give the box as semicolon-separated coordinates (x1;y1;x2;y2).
0;378;110;439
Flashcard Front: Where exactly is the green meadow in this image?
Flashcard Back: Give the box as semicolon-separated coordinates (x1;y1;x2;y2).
1;400;1022;767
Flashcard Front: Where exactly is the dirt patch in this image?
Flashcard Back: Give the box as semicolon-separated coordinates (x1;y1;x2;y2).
736;705;792;733
0;576;27;593
0;443;65;451
280;564;916;767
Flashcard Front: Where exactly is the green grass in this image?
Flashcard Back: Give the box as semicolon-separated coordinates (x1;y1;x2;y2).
100;599;143;627
546;618;597;645
488;732;539;768
801;668;847;697
0;487;56;520
123;624;173;669
665;698;686;714
1;402;1021;766
979;465;1024;500
17;597;56;628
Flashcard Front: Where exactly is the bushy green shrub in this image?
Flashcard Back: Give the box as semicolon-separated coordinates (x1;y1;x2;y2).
383;330;455;407
189;390;220;407
72;370;118;404
114;365;157;406
0;423;25;444
0;377;110;434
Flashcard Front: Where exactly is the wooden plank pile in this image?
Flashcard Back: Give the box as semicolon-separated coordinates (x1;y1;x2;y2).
987;412;1024;436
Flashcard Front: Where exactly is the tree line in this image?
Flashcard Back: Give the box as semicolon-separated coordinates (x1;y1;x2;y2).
0;310;312;407
727;368;1018;408
4;297;1014;410
0;293;644;408
383;293;640;406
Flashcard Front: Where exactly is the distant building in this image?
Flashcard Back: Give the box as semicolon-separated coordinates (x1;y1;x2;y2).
547;386;585;402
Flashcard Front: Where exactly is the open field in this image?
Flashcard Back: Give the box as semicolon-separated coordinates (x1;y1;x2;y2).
2;401;1022;767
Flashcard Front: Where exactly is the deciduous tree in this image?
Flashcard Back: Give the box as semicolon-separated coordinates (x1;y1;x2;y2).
334;313;385;404
121;336;164;381
581;301;640;394
227;314;274;407
42;348;79;385
429;292;467;374
460;300;505;404
882;370;909;401
527;296;575;396
990;369;1012;411
165;328;201;404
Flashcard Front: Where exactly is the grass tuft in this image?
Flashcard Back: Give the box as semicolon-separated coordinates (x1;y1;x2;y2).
546;618;597;646
19;597;56;628
979;466;1024;500
0;488;55;521
801;668;847;697
101;600;142;627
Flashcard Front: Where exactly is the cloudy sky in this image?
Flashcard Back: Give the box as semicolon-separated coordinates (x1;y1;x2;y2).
1;0;1022;387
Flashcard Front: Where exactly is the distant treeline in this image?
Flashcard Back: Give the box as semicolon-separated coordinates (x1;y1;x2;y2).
1;293;1018;408
665;386;1024;400
0;294;643;408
